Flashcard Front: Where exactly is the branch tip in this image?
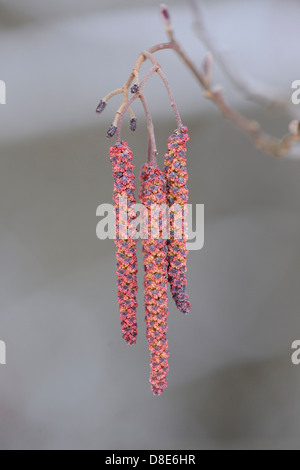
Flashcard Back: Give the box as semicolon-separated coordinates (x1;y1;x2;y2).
160;4;171;24
160;4;173;40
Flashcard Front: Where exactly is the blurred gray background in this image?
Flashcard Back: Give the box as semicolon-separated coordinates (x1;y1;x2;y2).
0;0;300;450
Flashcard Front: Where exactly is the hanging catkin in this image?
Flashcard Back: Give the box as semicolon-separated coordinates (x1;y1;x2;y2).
164;126;191;314
110;142;138;344
140;163;170;395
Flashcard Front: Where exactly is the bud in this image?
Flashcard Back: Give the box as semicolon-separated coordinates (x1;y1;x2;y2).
96;100;107;114
130;118;137;132
131;84;139;94
160;4;171;25
107;124;117;138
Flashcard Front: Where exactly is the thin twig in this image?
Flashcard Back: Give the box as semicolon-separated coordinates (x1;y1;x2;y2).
97;88;135;122
142;50;182;128
188;0;286;111
147;134;152;163
103;88;123;102
139;93;158;165
115;66;157;142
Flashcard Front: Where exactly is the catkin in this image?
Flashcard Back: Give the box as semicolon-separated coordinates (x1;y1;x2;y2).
164;126;191;314
140;163;170;395
110;142;138;344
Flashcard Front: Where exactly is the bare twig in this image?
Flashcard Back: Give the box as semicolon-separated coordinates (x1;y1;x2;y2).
115;65;157;142
96;88;136;122
142;50;182;128
139;93;158;165
159;4;300;159
188;0;286;112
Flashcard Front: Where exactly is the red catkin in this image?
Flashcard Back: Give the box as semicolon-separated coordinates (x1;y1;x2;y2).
109;142;138;345
164;126;191;314
140;163;170;396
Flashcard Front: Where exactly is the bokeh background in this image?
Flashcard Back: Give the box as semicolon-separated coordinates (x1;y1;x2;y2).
0;0;300;450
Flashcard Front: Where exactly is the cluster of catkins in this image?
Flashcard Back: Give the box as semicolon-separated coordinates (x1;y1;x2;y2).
109;126;190;396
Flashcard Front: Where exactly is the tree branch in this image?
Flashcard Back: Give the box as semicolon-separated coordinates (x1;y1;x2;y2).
159;3;300;159
188;0;286;112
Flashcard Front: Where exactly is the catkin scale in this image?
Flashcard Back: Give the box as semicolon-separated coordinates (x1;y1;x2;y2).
109;142;138;345
140;163;170;395
164;126;191;314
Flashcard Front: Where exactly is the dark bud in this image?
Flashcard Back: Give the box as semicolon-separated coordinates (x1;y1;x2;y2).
160;4;171;23
130;118;137;132
96;100;107;114
106;124;117;138
130;84;139;94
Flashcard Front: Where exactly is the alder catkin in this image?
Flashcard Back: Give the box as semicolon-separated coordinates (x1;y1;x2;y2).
140;163;170;395
164;126;191;314
109;142;138;345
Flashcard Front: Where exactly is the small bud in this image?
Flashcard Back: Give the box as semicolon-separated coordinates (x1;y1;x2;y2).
107;124;117;138
130;118;137;132
96;100;107;114
131;84;139;94
160;4;171;25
